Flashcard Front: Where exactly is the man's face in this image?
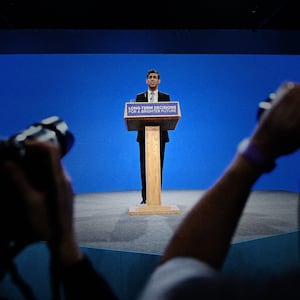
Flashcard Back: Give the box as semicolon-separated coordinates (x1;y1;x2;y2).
146;73;160;89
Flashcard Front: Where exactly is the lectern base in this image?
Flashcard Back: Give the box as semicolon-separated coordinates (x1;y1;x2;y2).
128;204;181;216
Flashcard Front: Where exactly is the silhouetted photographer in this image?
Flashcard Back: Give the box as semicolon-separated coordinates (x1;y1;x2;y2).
0;116;117;300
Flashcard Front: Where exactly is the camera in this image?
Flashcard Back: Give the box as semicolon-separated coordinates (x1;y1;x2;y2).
0;116;74;161
0;116;74;259
257;93;274;121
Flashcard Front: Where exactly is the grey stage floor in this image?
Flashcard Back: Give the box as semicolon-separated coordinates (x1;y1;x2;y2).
74;189;300;255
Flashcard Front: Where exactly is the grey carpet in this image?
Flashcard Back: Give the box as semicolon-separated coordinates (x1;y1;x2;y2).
74;190;299;255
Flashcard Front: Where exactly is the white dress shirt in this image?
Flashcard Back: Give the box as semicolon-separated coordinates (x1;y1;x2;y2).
148;90;158;102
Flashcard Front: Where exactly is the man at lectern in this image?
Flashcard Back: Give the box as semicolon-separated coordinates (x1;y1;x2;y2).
135;69;171;204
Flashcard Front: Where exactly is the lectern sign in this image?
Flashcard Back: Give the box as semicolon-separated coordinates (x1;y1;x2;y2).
126;102;179;116
124;101;181;131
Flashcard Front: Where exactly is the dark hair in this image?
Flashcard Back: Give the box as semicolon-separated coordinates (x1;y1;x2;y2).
147;69;160;79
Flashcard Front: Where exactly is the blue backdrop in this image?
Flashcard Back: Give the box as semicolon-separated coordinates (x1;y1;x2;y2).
1;53;300;193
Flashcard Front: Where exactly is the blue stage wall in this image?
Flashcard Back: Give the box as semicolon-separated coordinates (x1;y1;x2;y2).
1;30;300;193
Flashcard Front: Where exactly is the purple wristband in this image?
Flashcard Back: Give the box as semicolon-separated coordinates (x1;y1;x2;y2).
238;138;276;173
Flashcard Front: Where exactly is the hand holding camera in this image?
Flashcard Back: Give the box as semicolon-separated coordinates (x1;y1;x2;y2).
253;82;300;161
0;116;78;275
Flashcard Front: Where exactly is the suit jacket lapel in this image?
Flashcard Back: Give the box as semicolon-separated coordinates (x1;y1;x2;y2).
158;91;162;102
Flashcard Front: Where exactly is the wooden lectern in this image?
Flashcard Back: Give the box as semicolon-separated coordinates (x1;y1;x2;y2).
124;101;181;215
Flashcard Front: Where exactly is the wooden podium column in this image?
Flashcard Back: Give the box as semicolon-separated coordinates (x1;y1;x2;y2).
145;126;161;205
128;124;181;215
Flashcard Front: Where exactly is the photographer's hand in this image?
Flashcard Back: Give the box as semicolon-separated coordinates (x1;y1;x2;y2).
1;141;118;299
250;82;300;160
2;141;82;265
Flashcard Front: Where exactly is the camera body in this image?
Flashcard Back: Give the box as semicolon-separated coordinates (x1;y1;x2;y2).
0;116;74;162
257;93;274;121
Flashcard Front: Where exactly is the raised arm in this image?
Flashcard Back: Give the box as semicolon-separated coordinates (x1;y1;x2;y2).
160;82;300;270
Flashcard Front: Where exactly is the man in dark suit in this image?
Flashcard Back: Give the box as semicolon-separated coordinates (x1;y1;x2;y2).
135;69;170;204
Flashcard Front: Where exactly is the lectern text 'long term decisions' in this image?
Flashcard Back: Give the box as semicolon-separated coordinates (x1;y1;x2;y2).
124;101;181;215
